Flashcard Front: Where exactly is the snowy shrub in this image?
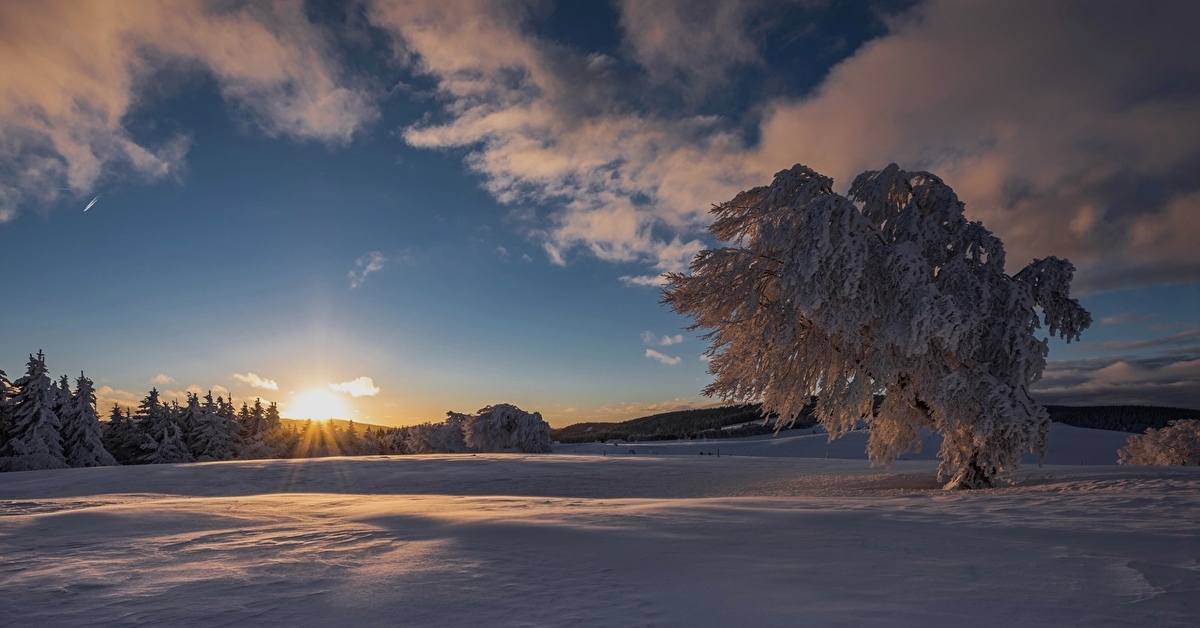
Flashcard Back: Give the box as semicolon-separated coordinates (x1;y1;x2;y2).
403;420;467;454
1118;420;1200;466
664;164;1091;489
456;404;552;453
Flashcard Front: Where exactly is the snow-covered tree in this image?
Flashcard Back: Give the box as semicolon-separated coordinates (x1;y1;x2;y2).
237;398;284;459
52;374;72;424
217;396;242;450
663;164;1091;489
454;404;552;453
403;420;467;454
344;420;362;455
143;421;192;464
134;388;166;437
359;427;383;455
102;404;143;465
190;391;235;461
1118;420;1200;466
179;392;204;449
0;352;67;471
0;368;14;449
62;373;117;467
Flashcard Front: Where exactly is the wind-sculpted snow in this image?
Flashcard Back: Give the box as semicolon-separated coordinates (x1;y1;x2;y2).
1;438;1198;626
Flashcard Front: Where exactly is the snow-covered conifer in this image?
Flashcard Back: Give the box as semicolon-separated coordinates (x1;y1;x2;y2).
190;391;235;461
53;374;71;421
0;368;14;450
179;393;203;450
62;372;117;467
359;427;382;455
237;399;284;459
102;404;143;465
0;352;68;471
237;401;252;439
143;422;192;464
344;420;362;455
663;164;1092;489
134;388;165;437
262;401;281;433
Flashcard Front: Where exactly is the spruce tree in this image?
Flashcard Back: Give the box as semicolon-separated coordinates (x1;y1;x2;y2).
134;388;164;437
180;392;204;453
345;420;362;455
238;400;283;459
190;391;235;461
52;374;71;422
0;368;14;451
0;352;68;471
143;422;192;464
102;403;143;465
62;372;117;467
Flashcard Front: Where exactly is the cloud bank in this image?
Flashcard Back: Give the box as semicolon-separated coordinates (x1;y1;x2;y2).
367;0;1200;292
0;0;377;223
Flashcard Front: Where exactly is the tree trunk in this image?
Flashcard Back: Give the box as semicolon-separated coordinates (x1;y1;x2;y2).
944;455;995;490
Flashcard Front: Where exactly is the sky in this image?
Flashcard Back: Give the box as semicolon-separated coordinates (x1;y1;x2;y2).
1;0;1198;427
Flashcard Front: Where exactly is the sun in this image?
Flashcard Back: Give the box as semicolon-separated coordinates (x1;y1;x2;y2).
285;388;352;421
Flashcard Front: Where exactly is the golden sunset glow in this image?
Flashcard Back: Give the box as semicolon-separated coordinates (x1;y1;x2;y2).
285;388;352;421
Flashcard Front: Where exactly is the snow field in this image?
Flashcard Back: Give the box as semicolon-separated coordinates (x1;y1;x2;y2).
2;436;1198;626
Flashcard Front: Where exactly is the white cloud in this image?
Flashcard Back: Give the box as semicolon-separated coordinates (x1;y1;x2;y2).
233;372;279;391
330;376;381;397
150;373;175;385
348;251;389;289
642;331;684;346
700;354;713;363
0;1;377;224
645;348;682;366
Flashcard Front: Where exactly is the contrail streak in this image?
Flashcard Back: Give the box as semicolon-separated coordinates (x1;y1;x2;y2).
84;194;101;212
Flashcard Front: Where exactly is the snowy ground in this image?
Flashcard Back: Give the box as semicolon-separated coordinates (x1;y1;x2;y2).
2;427;1197;626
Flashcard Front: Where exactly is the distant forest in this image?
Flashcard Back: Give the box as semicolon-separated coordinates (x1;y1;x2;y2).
552;403;1200;444
0;351;543;472
1043;405;1200;434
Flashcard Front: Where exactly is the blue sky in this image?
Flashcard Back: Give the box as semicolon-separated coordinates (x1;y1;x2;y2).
1;0;1197;426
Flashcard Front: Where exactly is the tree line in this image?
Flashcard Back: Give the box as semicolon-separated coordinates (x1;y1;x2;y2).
0;351;551;472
